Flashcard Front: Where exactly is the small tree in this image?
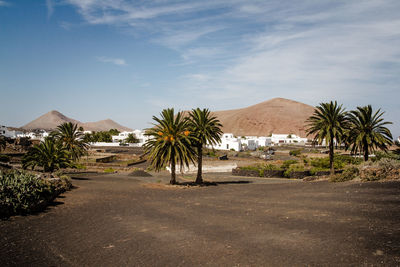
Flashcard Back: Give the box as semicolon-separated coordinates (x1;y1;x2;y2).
306;101;348;175
52;122;88;161
144;108;195;184
125;133;139;144
188;108;223;184
346;105;393;161
22;137;71;172
0;136;6;152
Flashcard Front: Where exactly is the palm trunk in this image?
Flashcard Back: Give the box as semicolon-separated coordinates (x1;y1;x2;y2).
196;145;203;184
363;142;369;161
329;138;335;175
170;157;176;185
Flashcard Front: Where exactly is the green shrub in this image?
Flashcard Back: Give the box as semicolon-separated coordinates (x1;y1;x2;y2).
281;160;298;169
284;164;304;177
374;151;400;161
0;170;71;218
104;168;116;173
330;165;359;182
0;154;10;163
289;149;301;156
310;157;346;169
359;158;400;181
74;163;87;170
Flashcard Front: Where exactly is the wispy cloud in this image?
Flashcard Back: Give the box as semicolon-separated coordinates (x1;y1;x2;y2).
45;0;54;19
0;1;10;7
65;0;400;134
96;56;127;66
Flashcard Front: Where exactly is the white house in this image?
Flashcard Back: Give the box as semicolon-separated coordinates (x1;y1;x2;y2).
208;133;242;151
0;126;19;138
110;130;150;146
112;131;132;143
270;134;308;145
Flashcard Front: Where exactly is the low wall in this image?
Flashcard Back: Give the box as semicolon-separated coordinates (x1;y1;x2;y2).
232;168;337;179
167;163;238;174
95;155;116;163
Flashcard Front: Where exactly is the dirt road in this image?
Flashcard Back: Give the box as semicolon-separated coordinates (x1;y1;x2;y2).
1;173;399;266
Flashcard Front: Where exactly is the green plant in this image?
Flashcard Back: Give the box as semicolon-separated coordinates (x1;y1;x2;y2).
309;167;330;175
52;122;88;161
330;165;359;182
0;170;71;218
188;108;223;184
281;160;298;169
289;149;302;156
74;163;87;169
346;105;393;161
125;133;139;144
306;101;349;175
144;108;196;184
104;168;115;173
22;137;72;172
310;157;345;170
284;164;305;177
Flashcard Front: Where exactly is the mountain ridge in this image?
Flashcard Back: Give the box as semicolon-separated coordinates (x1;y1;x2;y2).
21;111;132;132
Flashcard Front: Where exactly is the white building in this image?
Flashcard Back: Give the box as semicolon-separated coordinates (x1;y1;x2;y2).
111;130;150;146
270;134;308;145
208;133;242;151
0;125;18;138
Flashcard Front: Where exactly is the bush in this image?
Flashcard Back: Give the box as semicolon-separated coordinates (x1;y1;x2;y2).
284;164;304;177
330;166;359;182
374;151;400;161
0;171;71;218
310;157;346;169
281;160;298;169
104;168;116;173
359;158;400;181
0;154;10;163
289;149;301;156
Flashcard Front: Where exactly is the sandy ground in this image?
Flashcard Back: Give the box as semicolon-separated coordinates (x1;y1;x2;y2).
1;172;400;266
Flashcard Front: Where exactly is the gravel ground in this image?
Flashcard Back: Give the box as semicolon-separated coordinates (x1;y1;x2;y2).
1;172;400;266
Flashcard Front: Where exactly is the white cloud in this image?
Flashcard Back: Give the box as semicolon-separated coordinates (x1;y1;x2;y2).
46;0;54;18
0;1;10;7
96;56;127;66
65;0;400;134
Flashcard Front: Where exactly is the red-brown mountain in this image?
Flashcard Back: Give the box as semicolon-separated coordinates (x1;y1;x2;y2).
212;98;315;137
21;110;132;132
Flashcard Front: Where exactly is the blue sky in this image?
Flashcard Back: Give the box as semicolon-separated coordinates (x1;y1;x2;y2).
0;0;399;137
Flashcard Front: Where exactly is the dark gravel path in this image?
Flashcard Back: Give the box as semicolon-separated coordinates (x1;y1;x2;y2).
1;173;400;266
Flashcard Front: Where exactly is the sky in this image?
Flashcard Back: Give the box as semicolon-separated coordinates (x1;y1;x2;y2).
0;0;399;137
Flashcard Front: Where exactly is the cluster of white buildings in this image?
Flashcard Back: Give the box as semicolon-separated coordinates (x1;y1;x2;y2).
209;133;308;152
2;125;309;151
0;125;49;140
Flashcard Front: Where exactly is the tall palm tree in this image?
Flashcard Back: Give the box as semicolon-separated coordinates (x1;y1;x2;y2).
346;105;392;161
52;122;88;161
22;137;71;172
144;108;196;184
306;101;348;175
188;108;223;184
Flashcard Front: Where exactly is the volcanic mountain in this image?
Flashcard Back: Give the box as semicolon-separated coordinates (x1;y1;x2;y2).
21;110;132;132
212;98;315;137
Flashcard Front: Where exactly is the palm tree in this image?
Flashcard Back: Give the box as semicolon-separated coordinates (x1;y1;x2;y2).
144;108;195;184
306;101;348;175
188;108;223;184
125;133;139;144
346;105;392;161
52;122;88;161
22;137;71;172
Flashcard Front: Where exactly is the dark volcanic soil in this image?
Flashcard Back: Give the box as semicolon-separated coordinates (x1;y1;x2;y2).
1;173;400;266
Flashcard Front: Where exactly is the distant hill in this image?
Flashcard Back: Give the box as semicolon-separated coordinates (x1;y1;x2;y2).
212;98;315;137
21;110;132;132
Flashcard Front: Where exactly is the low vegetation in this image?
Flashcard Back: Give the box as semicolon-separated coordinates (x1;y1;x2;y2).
0;170;72;218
